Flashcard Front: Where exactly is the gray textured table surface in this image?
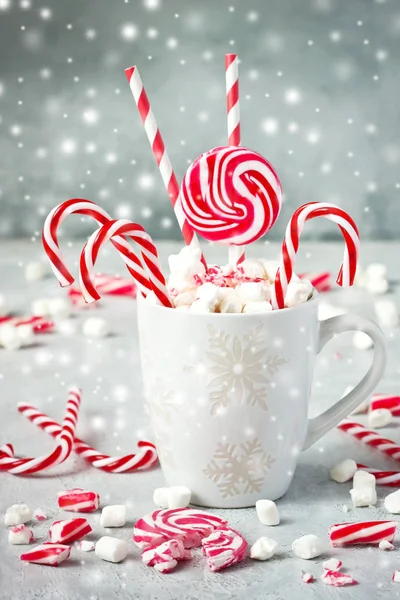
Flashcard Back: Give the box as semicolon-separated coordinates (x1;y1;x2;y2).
1;240;400;600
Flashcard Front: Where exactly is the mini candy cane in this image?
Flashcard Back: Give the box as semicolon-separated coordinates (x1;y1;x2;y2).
328;521;397;546
0;315;54;333
0;387;80;475
370;393;400;416
356;465;400;487
49;518;92;544
202;527;248;572
20;542;71;566
338;419;400;461
133;508;228;550
68;274;137;306
58;488;100;512
18;403;158;472
79;219;172;307
141;539;192;573
299;272;331;293
272;202;359;309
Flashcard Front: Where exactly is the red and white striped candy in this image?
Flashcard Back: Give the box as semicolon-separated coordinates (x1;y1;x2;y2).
338;419;400;461
272;202;359;309
20;542;71;566
201;527;248;572
299;272;331;293
68;274;137;306
79;219;172;307
0;315;54;333
133;508;228;550
18;403;158;473
302;572;314;584
370;394;400;416
356;465;400;487
321;570;357;587
49;518;92;544
180;146;282;246
328;521;397;546
0;386;80;475
141;539;192;573
57;489;100;513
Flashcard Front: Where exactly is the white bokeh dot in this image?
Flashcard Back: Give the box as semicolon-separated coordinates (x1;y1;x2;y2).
166;37;178;49
284;88;302;105
60;139;77;155
39;7;52;20
262;118;279;135
82;108;99;125
121;23;139;41
138;173;154;190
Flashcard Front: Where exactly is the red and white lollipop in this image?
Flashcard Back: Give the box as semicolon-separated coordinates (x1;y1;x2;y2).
180;146;282;246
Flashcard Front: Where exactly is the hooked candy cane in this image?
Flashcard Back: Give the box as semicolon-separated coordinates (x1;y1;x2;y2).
338;419;400;461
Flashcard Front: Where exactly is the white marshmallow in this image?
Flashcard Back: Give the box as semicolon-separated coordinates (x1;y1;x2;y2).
79;540;95;552
236;282;270;303
291;534;324;559
166;486;191;509
350;487;377;507
368;408;392;429
189;300;212;314
352;331;373;350
82;317;110;339
250;537;278;560
168;246;206;292
384;489;400;514
56;319;78;336
25;261;46;282
374;300;399;328
256;499;280;526
353;470;376;491
153;487;169;508
366;278;389;295
31;298;51;317
219;294;243;314
323;558;342;571
95;536;128;563
341;505;349;513
393;570;400;583
0;293;8;316
17;324;34;347
8;524;33;545
100;505;126;528
330;459;358;483
0;324;22;350
239;259;266;280
173;291;196;308
259;260;279;282
366;263;387;281
195;283;220;310
48;298;71;319
318;303;346;321
243;301;272;314
284;279;313;308
379;539;394;551
4;504;32;526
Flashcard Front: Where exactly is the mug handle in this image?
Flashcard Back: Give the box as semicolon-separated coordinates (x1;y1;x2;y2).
303;313;387;450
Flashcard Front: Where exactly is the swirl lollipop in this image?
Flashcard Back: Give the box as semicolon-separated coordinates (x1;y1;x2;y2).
180;146;283;246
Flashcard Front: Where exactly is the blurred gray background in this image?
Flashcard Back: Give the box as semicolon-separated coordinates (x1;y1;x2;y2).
0;0;399;242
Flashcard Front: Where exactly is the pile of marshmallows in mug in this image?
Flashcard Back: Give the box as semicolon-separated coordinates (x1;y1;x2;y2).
151;246;313;313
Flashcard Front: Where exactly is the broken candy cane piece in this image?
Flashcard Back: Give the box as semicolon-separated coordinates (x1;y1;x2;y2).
8;524;34;545
49;518;92;544
302;572;314;583
328;521;397;546
322;570;358;587
33;509;47;521
79;540;95;552
141;539;192;573
202;527;248;572
393;571;400;583
57;488;100;512
379;540;394;551
370;393;400;416
322;558;342;571
20;542;71;566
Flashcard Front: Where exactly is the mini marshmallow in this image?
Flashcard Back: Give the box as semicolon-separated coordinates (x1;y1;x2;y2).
239;259;266;280
25;261;46;282
82;317;110;339
384;489;400;514
31;298;51;316
366;263;387;281
95;536;128;563
284;279;313;308
318;303;346;321
393;571;400;583
79;540;95;552
189;300;212;314
153;487;169;508
353;470;376;491
352;331;373;350
48;298;71;319
323;558;342;571
330;459;358;483
17;324;34;347
374;300;398;328
4;504;32;526
236;282;270;303
173;291;196;308
0;293;8;317
8;525;34;545
166;486;191;509
259;260;279;282
168;246;206;292
250;537;278;560
219;294;243;314
366;278;389;295
256;499;280;526
379;540;394;551
100;505;126;528
350;487;377;508
292;534;324;559
0;324;21;350
368;408;392;429
243;301;272;314
341;505;349;513
195;283;220;309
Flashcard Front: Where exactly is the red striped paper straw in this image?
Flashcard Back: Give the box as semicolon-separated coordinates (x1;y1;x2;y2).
124;65;203;260
225;53;245;268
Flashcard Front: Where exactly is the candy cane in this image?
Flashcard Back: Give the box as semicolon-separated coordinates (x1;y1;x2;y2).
18;403;158;472
328;521;397;546
338;420;400;461
370;394;400;416
124;66;202;258
79;219;172;307
20;542;71;566
0;387;80;475
68;275;137;306
42;198;150;294
0;315;54;333
272;202;359;309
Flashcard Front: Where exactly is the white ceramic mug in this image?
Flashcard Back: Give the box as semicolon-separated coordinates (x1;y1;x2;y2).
137;294;386;508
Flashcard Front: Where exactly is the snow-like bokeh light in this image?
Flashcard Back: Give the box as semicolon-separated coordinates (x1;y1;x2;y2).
85;29;97;40
0;0;11;10
143;0;161;9
306;129;321;144
82;108;99;125
39;7;52;20
120;23;139;41
138;173;154;190
262;118;279;135
284;88;302;105
166;37;178;49
60;138;77;155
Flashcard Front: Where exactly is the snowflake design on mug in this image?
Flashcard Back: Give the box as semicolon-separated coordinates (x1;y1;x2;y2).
185;323;288;415
204;438;275;498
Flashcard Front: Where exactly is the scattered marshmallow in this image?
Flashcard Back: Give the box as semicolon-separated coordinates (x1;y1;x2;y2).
292;534;324;559
95;536;128;563
330;459;357;483
31;298;51;317
242;301;272;314
323;558;342;571
100;505;126;528
4;504;32;526
393;571;400;583
366;263;387;281
189;300;213;313
25;261;46;282
302;572;314;583
219;294;243;314
236;281;270;303
374;299;398;328
256;499;280;526
48;298;71;319
17;324;34;347
166;486;191;509
366;278;389;295
8;524;34;545
82;317;110;339
353;470;376;491
284;279;313;308
384;489;400;514
239;259;266;280
250;537;278;561
350;487;377;508
352;331;373;350
0;293;8;317
379;540;394;551
0;324;22;350
368;408;392;429
79;540;95;552
153;488;169;508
